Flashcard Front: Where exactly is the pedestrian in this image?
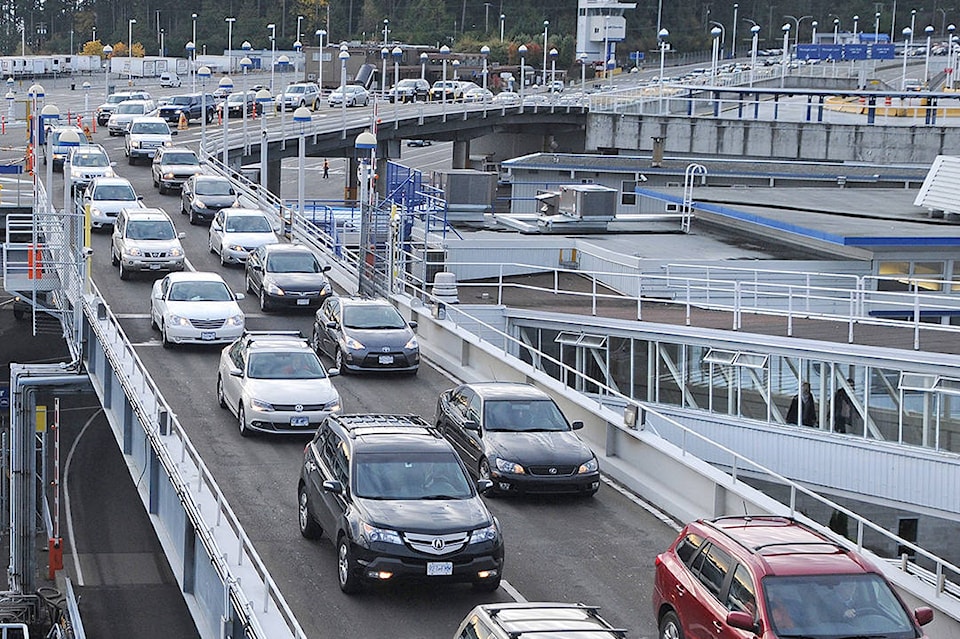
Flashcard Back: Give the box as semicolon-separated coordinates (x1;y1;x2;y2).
786;382;817;427
833;378;855;433
323;158;329;179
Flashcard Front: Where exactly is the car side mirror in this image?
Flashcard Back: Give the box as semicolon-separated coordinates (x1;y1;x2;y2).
571;420;584;430
321;265;332;273
211;222;221;231
725;611;756;632
177;232;186;239
251;263;262;272
327;367;340;377
464;420;481;433
477;479;494;493
914;607;934;626
228;366;242;377
170;130;178;135
110;161;117;167
137;195;144;200
234;293;245;301
408;320;418;330
322;479;343;494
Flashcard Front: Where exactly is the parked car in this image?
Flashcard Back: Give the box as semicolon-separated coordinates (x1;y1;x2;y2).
435;382;599;496
68;145;115;191
159;72;182;88
429;80;466;101
327;85;370;107
218;90;257;118
463;86;493;103
406;139;432;147
107;99;157;136
492;91;521;106
453;603;625;639
311;296;419;375
297;413;503;594
244;244;333;312
110;207;185;280
157;93;217;124
279;82;322;110
216;331;341;436
150;271;245;348
208;208;280;266
181;175;238;225
83;176;144;230
95;90;152;125
387;78;430;103
44;125;91;171
125;117;176;165
548;80;565;93
653;516;935;639
151;146;202;194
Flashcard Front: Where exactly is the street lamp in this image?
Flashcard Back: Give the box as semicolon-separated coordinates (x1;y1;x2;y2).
317;30;327;95
294;105;311;223
420;52;428;80
834;18;840;44
59;128;80;220
549;48;558;96
41;103;58;212
901;27;913;90
784;15;812;50
949;24;957;89
392;46;402;118
27;83;43;189
219;75;233;166
452;59;460;81
658;28;669;113
198;65;211;155
710;26;722;80
875;12;881;43
354;129;377;294
82;81;90;126
811;21;818;44
781;23;791;88
128;19;137;85
924;25;935;85
277;55;290;148
731;4;739;58
440;44;450;119
225;17;236;72
542;21;549;86
500;14;505;43
381;47;389;97
268;23;277;91
518;44;527;110
240;52;252;154
102;44;112;99
750;24;761;86
255;88;272;189
297;15;304;45
186;41;196;91
578;52;588;94
480;45;490;98
383;19;389;45
339;47;350;138
911;9;918;45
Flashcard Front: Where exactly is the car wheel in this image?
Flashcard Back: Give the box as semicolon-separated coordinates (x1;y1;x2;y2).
238;404;251;437
153;173;159;188
337;536;361;594
158;183;167;195
216;375;227;409
191;210;200;226
479;458;492;481
298;487;323;539
334;347;346;373
259;289;271;312
161;323;173;349
118;260;130;281
150;309;158;330
309;327;321;353
208;236;215;253
245;274;254;294
219;249;227;267
659;611;684;639
111;247;119;266
128;154;136;165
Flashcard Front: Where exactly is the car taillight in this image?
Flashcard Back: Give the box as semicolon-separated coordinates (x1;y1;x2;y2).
654;555;663;568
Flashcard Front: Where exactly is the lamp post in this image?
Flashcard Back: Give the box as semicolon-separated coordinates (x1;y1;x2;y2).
440;44;450;119
255;88;272;189
294;105;311;223
339;47;349;138
27;83;43;190
853;15;860;41
901;27;913;90
219;75;233;166
41;103;58;212
784;15;812;50
128;19;136;85
59;128;80;220
549;47;558;97
480;45;490;97
317;30;327;95
924;25;935;84
355;129;377;294
452;59;460;81
392;46;402;118
82;81;90;126
811;21;818;44
381;47;389;97
268;23;277;91
277;55;290;148
383;19;389;45
518;44;527;108
240;52;252;153
102;44;112;99
160;29;165;57
658;28;669;114
297;15;304;44
750;24;761;86
500;14;505;43
603;15;610;78
911;9;918;45
731;4;739;58
781;23;791;88
198;65;211;155
578;52;587;94
225;17;236;73
710;26;722;80
293;40;302;75
186;41;196;91
833;18;840;44
542;20;549;86
420;52;428;80
875;12;881;43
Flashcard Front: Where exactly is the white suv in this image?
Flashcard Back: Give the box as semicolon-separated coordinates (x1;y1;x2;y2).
111;207;186;280
279;82;321;110
125;116;175;165
68;145;115;192
107;99;157;136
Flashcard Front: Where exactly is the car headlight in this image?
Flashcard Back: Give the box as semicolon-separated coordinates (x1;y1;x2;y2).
131;140;141;148
494;457;525;475
226;243;246;252
326;398;342;413
91;207;103;218
169;247;183;257
168;314;190;327
225;314;244;327
126;247;142;256
104;168;115;177
344;336;365;351
264;281;285;295
193;198;208;209
469;523;499;544
163;172;175;179
404;335;419;350
577;457;599;474
361;522;402;545
249;398;275;412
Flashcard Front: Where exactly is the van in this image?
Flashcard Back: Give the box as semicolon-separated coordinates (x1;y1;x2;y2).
159;72;181;88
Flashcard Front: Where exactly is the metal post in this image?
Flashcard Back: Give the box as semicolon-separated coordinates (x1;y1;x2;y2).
518;44;527;112
103;44;112;100
731;4;739;58
294;106;310;222
542;20;549;86
220;76;233;166
191;13;197;91
924;25;934;84
781;24;791;88
317;30;326;95
256;88;272;189
500;14;505;43
268;24;276;91
240;51;252;154
339;47;349;139
658;30;668;114
901;27;912;90
198;66;211;157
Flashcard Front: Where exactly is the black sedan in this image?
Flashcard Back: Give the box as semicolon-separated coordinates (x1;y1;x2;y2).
311;296;419;375
244;244;333;312
435;382;600;496
181;175;238;225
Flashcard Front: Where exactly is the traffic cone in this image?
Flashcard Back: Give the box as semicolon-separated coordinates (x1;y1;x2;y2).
25;143;32;175
178;112;188;130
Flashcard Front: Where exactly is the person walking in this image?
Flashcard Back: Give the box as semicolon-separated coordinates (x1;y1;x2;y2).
833;378;856;433
323;158;330;178
786;382;817;427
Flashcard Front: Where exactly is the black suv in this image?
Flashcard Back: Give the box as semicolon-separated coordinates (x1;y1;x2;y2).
297;413;504;594
157;93;217;124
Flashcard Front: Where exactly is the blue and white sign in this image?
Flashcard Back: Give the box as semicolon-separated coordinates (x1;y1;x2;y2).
629;51;645;61
0;383;9;410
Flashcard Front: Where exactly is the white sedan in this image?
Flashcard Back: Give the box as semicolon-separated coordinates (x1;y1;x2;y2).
208;208;280;266
150;272;245;348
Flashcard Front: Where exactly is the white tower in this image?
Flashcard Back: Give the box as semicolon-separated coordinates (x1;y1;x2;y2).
576;0;637;69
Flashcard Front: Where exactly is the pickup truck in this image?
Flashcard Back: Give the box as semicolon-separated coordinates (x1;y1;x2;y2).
157;93;216;124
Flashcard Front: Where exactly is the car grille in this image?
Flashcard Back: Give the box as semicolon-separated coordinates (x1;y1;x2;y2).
271;402;334;411
171;172;196;180
106;211;120;218
403;531;469;556
141;140;163;149
188;318;225;329
527;464;578;476
143;250;171;258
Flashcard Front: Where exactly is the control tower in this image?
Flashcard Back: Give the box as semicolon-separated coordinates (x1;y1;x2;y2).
575;0;637;69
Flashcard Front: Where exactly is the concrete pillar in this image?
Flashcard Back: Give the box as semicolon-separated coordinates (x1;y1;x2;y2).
267;156;282;198
376;157;389;198
345;156;359;202
452;139;470;168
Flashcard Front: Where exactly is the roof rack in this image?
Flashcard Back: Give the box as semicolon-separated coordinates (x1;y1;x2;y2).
753;540;847;554
242;330;306;343
332;414;438;438
486;603;627;638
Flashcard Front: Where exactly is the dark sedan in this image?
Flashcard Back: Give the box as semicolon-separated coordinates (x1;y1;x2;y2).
218;91;257;118
181;175;238;225
244;244;333;312
435;382;600;496
311;296;419;375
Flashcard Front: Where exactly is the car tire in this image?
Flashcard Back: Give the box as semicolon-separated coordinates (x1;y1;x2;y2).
334;347;346;373
161;323;173;349
208;236;215;253
309;327;321;353
238;405;250;437
128;155;136;165
216;375;227;409
158;183;167;195
245;274;254;294
259;289;271;312
219;249;227;267
337;536;361;594
150;309;158;331
659;611;684;639
298;487;323;539
111;247;119;267
118;260;130;281
191;210;200;226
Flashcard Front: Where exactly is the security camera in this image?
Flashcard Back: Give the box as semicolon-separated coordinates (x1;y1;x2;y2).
82;246;94;257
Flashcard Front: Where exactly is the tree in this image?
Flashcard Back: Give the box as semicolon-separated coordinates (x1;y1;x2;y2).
81;40;104;57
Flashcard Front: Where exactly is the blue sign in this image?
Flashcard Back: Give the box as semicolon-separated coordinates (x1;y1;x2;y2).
629;51;644;61
870;44;896;59
0;383;9;410
844;44;868;60
821;45;843;60
795;43;893;61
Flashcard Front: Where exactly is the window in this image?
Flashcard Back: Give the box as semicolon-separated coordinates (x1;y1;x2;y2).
621;180;638;206
457;617;493;639
690;543;733;599
676;533;703;565
726;564;756;614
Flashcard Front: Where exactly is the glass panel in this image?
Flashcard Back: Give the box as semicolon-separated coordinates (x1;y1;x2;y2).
735;352;768;369
899;373;937;391
933;377;960;395
703;348;736;365
580;334;607;348
657;342;683;406
609;337;633;401
877;261;910;292
899;388;929;446
913;262;944;291
555;330;582;346
739;364;769;421
953;261;960;292
632;338;652;403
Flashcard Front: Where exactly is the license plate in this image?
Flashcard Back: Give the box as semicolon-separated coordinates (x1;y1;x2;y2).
378;355;394;365
290;415;309;427
201;332;216;341
149;263;162;270
426;562;453;576
296;298;310;305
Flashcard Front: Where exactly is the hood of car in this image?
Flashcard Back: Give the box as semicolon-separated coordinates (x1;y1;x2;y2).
159;163;201;173
265;272;330;292
484;430;593;466
161;299;242;319
90;199;139;213
220;231;278;248
192;194;237;208
244;377;338;404
344;327;415;351
357;496;492;534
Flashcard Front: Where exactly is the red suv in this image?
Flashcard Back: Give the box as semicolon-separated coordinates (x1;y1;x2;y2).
653;516;933;639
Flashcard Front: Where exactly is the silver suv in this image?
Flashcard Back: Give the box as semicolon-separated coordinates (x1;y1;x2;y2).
107;99;157;136
96;90;152;125
279;82;321;110
125;116;175;165
110;207;186;280
453;603;626;639
151;146;202;194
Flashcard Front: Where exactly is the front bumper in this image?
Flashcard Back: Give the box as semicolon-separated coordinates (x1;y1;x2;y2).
348;539;504;586
488;469;601;495
262;289;333;309
120;255;185;272
244;405;341;435
341;348;420;373
163;321;244;346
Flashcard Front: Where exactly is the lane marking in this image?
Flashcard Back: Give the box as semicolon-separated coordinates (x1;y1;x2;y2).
601;476;682;533
501;579;527;602
64;408;104;586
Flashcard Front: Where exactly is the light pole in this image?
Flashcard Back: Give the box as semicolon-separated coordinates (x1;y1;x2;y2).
924;25;935;84
901;27;913;90
853;15;860;42
381;47;389;97
41;103;58;211
811;21;818;44
481;45;490;98
317;30;326;94
549;48;558;91
225;17;236;73
186;41;196;91
578;52;587;94
198;65;211;155
750;24;761;86
355;129;377;294
392;46;402;118
939;9;950;36
240;51;252;153
731;4;739;58
440;44;450;119
268;23;277;91
911;9;918;45
27;83;43;190
277;55;290;148
542;20;549;85
59;128;79;219
102;44;112;99
82;81;90;126
294;105;311;222
383;19;389;45
784;15;812;50
875;12;881;43
603;15;610;78
159;29;164;57
834;18;840;44
255;88;272;189
518;44;527;110
297;15;304;44
949;24;957;89
420;52;428;80
452;59;460;81
500;14;505;43
710;26;722;80
128;19;137;85
339;47;349;138
658;28;669;114
781;23;791;88
219;75;233;166
293;40;303;75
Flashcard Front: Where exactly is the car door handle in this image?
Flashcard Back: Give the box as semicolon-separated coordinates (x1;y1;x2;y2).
305;460;316;472
712;620;723;633
674;584;686;597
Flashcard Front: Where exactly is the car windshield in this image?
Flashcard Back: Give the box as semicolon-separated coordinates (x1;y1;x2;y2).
397;80;418;87
195;180;233;196
482;399;569;432
342;304;406;330
127;220;176;240
131;122;169;134
265;253;322;273
106;95;127;104
168;280;233;302
227;93;248;103
117;103;146;114
171;96;192;105
164;153;199;165
353;452;473;500
246;351;326;379
224;215;272;233
92;184;136;200
762;574;916;638
73;153;109;167
286;86;306;94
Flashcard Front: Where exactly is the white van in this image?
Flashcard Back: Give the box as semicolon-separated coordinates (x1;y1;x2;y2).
159;72;181;88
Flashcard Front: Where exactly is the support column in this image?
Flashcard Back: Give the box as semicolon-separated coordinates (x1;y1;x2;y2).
376;157;389;198
266;157;282;198
345;156;359;202
452;139;470;168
